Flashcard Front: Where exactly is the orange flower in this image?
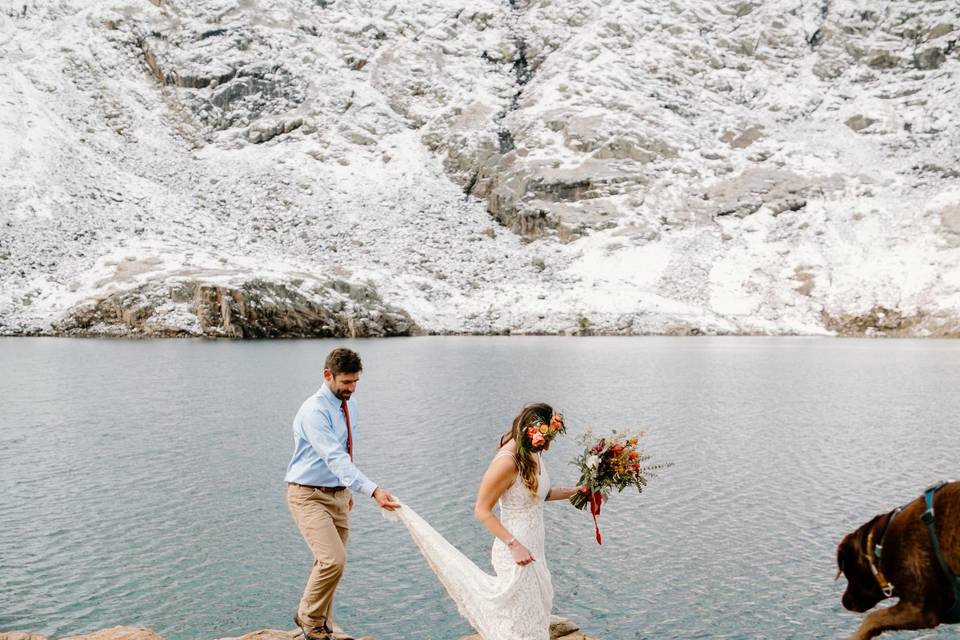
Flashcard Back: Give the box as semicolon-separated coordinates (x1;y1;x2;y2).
531;432;546;447
539;425;549;434
628;436;639;446
628;451;639;460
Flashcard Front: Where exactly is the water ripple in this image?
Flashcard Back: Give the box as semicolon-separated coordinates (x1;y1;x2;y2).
1;337;958;640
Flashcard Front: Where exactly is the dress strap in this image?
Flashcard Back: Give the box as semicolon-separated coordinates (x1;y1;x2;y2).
494;451;518;461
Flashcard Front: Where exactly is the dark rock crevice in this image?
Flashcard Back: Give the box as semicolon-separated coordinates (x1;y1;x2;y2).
466;0;540;224
464;170;480;197
199;27;228;40
806;0;831;49
490;1;532;159
139;36;239;90
497;129;515;154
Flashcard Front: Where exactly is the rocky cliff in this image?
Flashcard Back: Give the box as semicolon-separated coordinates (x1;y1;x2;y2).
1;0;958;336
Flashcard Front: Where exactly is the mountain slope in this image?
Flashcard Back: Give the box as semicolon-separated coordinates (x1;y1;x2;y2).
1;0;958;337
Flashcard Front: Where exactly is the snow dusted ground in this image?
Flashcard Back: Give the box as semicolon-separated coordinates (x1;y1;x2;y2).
0;0;958;336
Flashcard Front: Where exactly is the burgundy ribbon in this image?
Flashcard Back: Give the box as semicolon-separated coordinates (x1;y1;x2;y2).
589;491;603;545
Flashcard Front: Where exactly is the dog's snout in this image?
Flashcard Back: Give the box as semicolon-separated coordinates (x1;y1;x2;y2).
841;592;855;612
841;590;869;613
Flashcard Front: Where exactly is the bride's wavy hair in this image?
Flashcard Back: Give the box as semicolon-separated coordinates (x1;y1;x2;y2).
499;403;554;497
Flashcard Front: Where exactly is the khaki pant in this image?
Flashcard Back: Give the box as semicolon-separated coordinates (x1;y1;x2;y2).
287;484;351;629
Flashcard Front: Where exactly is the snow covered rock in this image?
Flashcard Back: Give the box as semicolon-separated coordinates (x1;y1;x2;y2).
51;276;418;338
1;0;958;337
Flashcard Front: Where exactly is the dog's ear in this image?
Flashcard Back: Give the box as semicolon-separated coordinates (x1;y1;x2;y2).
837;514;882;583
836;521;871;582
857;515;883;552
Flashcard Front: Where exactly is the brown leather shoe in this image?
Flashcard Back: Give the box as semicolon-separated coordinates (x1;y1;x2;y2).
293;614;332;640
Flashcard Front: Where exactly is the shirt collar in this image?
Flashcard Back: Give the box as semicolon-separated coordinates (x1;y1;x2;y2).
319;383;344;407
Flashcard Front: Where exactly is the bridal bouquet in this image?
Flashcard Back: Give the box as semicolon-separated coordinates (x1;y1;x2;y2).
570;430;671;544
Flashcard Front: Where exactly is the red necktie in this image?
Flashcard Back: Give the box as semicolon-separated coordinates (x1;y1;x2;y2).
341;400;353;461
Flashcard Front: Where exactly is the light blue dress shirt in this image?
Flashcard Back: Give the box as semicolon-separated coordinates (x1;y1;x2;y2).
284;384;378;497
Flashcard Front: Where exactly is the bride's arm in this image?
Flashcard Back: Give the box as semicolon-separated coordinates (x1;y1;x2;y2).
474;456;536;565
545;486;581;501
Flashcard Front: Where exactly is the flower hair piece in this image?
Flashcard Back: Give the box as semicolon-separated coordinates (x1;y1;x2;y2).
522;412;565;452
508;405;564;498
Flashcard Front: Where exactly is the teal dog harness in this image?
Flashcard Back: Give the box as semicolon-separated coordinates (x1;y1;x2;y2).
922;481;960;624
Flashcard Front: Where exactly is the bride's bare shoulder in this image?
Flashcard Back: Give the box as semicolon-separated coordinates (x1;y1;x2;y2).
490;441;519;467
496;438;518;454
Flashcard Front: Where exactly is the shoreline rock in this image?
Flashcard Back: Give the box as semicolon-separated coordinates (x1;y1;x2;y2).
38;276;420;339
0;615;595;640
461;614;595;639
2;285;958;339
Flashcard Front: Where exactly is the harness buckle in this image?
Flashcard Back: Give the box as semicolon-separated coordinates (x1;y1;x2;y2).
924;480;948;494
867;508;902;600
922;484;941;525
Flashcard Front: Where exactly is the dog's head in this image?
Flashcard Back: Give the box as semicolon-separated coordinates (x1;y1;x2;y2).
836;515;888;613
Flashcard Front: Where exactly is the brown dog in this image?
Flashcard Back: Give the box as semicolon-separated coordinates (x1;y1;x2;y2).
836;481;960;639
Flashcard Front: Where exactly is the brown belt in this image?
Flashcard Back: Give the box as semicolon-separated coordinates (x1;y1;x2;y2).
288;482;346;493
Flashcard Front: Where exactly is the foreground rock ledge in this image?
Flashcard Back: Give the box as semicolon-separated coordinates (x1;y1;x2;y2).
0;615;595;640
463;615;594;639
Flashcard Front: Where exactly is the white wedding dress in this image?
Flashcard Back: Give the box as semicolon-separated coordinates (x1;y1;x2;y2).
384;452;553;639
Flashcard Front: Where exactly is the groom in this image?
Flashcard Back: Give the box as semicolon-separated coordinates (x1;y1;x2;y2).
285;347;400;640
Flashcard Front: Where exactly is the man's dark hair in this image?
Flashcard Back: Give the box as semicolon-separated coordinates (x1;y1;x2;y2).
325;348;362;376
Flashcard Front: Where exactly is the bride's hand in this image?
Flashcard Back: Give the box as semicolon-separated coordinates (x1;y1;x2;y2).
509;540;535;566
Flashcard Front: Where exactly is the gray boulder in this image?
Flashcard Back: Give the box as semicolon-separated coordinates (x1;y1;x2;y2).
52;276;419;338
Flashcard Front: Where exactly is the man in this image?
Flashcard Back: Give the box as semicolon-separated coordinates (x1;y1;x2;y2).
285;347;400;640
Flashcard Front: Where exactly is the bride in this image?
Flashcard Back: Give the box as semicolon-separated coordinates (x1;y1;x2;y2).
386;403;583;639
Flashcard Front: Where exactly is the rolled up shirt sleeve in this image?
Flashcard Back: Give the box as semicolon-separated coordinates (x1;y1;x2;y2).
301;407;378;497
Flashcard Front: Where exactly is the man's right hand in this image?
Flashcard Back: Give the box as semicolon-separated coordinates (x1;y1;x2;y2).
372;486;401;511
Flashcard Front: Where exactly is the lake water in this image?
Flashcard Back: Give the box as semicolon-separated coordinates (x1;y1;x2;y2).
1;337;958;640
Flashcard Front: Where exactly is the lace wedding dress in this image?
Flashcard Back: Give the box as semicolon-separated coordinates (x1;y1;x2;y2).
384;452;553;639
